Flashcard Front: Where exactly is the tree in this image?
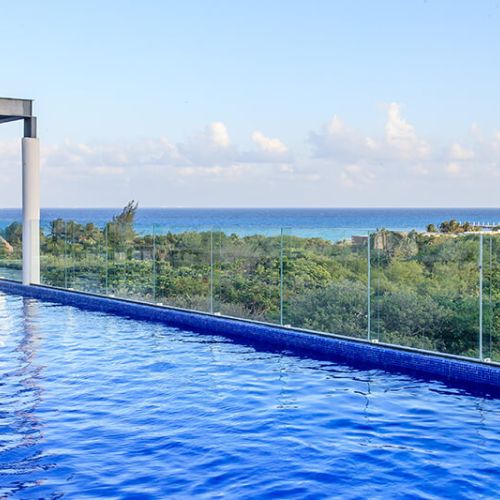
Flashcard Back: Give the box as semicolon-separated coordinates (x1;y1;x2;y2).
439;219;461;233
4;222;22;247
113;200;138;225
438;219;478;234
50;218;66;240
106;201;139;247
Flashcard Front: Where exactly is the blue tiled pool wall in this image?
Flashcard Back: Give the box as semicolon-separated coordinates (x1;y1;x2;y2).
0;279;499;393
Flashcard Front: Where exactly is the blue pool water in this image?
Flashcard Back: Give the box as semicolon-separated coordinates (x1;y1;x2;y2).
1;292;499;499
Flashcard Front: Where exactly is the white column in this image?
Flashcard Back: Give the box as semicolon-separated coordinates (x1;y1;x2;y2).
22;137;40;285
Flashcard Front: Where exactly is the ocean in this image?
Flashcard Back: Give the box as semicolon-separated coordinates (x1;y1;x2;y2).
1;208;500;239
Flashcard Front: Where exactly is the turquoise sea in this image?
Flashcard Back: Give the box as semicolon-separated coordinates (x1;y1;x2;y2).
1;208;500;239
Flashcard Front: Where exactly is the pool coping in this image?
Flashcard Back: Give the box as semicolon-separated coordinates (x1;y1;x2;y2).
1;278;499;393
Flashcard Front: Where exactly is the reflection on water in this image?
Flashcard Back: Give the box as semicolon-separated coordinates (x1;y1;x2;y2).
0;292;499;499
0;298;57;497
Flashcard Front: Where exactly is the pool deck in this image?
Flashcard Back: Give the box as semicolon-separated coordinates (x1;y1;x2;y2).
1;278;499;394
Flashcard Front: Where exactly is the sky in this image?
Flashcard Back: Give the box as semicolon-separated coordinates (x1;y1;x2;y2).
1;0;499;208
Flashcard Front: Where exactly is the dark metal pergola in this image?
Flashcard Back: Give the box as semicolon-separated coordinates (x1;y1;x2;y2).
0;97;37;138
0;97;40;284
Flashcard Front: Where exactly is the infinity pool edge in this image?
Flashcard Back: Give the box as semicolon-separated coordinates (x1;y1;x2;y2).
1;279;499;394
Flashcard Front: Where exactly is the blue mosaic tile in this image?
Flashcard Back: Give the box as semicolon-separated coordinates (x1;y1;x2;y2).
1;279;499;393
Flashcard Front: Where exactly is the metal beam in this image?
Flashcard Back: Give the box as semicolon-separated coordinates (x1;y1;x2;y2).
0;97;33;119
0;98;36;137
24;117;37;139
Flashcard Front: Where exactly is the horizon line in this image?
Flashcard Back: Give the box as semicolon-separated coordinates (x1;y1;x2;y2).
2;206;500;210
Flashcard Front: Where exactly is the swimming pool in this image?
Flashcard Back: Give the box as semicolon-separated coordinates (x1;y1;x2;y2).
1;291;499;499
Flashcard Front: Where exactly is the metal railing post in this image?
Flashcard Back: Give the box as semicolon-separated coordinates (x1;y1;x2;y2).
64;222;68;289
210;230;214;314
367;231;371;341
280;228;284;326
152;225;157;303
479;233;484;360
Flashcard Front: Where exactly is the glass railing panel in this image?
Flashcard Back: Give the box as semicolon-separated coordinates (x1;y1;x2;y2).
370;231;385;344
0;220;22;282
153;226;211;312
106;223;155;302
68;221;106;294
106;222;128;298
483;233;499;362
107;222;126;299
282;228;369;338
66;221;78;290
131;225;156;303
40;218;67;287
212;227;281;323
372;230;480;357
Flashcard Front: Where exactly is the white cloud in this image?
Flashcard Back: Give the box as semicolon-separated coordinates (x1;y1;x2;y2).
309;115;368;161
327;116;345;135
446;162;462;176
209;122;231;148
2;105;500;207
36;122;291;176
309;102;430;168
251;131;288;154
385;102;429;158
179;122;290;166
92;166;127;176
492;131;500;152
177;165;226;177
279;164;294;173
449;143;474;161
340;164;376;188
306;103;500;190
308;102;433;188
177;122;237;166
0;139;21;169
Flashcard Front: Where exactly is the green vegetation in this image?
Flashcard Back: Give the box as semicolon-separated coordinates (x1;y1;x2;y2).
1;206;499;361
427;219;481;234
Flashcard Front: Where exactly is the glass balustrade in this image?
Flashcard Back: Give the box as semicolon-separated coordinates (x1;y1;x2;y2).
3;218;498;364
153;225;212;312
483;233;500;362
106;223;155;302
212;227;281;323
0;220;22;282
371;230;480;357
282;228;370;339
40;218;67;288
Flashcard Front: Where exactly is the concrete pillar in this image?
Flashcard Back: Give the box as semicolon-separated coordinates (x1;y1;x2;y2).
22;137;40;285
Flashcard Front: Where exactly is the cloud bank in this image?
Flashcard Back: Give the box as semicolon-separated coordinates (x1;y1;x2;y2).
1;103;499;207
308;102;499;190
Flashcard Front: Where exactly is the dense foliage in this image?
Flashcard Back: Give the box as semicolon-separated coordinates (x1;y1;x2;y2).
1;209;499;361
427;219;485;234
